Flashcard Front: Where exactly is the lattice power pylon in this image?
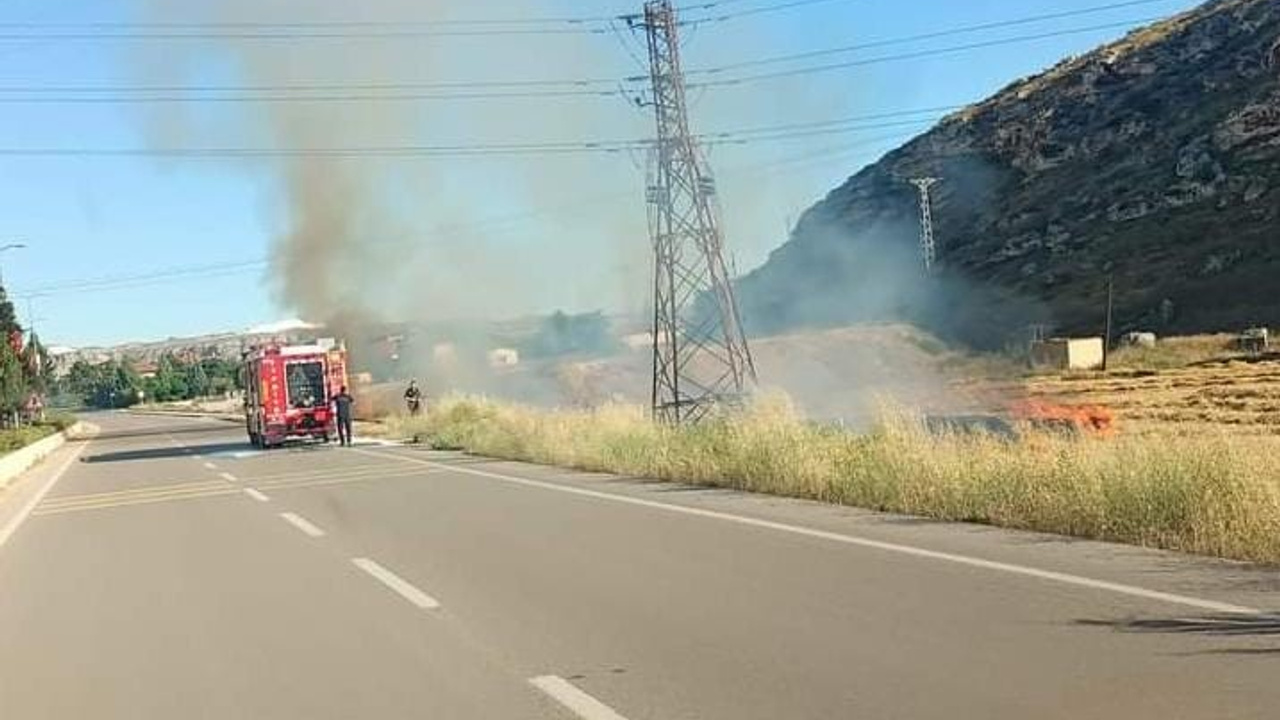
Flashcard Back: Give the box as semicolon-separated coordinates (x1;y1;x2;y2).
639;0;756;425
910;177;940;273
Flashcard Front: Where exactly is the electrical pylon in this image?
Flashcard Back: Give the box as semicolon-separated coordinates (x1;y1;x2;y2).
639;0;756;425
910;177;940;273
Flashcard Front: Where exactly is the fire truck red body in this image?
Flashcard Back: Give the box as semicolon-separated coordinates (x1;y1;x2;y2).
241;342;349;448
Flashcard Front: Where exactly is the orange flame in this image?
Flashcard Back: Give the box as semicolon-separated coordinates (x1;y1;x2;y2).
1011;400;1116;436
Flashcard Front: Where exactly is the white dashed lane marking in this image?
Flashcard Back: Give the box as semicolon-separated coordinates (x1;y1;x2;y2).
351;558;441;610
529;675;630;720
279;512;325;538
243;488;270;503
348;449;1264;617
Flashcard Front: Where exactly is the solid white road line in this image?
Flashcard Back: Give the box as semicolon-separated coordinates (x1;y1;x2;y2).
349;448;1264;617
0;439;91;551
279;512;325;538
529;675;630;720
351;557;441;610
243;488;270;503
219;472;238;483
202;462;218;471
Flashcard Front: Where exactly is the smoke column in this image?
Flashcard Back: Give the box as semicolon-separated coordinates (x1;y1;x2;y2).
133;0;654;334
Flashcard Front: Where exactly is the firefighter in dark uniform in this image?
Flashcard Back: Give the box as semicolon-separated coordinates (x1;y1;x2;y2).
332;386;355;446
404;380;424;416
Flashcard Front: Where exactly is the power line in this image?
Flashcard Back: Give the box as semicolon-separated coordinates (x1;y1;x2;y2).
0;144;644;158
21;260;270;297
17;128;921;301
678;0;849;24
684;0;1179;75
0;0;847;40
0;108;946;158
0;16;619;30
703;105;957;137
0;2;1174;100
0;14;1176;104
0;88;629;104
0;78;625;93
0;27;608;40
688;15;1168;88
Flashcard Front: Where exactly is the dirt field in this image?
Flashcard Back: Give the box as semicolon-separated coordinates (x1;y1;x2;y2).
1024;355;1280;435
357;326;1279;437
357;325;971;425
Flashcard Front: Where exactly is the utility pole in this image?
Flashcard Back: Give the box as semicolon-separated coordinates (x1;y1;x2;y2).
1102;274;1114;371
909;178;940;273
0;242;26;288
637;0;757;425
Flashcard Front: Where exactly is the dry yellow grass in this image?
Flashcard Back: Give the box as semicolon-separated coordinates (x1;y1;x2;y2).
1108;334;1242;370
1024;339;1280;436
389;394;1280;565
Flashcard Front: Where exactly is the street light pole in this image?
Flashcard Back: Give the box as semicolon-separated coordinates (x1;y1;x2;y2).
0;242;27;288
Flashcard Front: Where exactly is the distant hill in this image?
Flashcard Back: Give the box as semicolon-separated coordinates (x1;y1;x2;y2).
738;0;1280;348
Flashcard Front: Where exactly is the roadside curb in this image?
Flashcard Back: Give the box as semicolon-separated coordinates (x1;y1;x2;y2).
0;422;87;494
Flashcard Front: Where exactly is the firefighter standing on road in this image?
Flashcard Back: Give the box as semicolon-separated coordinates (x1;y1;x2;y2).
332;385;355;446
404;379;424;416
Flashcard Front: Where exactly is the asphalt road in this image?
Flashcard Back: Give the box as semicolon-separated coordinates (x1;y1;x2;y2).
0;412;1276;719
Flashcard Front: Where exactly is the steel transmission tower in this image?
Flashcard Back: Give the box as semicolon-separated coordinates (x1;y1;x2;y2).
639;0;756;424
910;177;940;273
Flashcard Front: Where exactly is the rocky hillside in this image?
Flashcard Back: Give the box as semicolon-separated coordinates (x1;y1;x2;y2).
738;0;1280;348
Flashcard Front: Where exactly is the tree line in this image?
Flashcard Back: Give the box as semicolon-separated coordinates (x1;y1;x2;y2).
64;354;244;409
0;285;54;425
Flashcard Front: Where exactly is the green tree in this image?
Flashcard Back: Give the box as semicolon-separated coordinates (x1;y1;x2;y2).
0;284;21;337
185;361;210;398
93;362;140;409
66;360;100;400
151;355;189;402
202;358;240;396
22;331;48;395
0;342;26;422
0;282;27;423
64;359;142;409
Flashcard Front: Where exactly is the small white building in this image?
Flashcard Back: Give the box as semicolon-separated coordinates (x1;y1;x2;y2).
1031;337;1105;371
487;348;520;368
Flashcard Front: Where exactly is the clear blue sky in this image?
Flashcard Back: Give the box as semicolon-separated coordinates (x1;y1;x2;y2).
0;0;1202;347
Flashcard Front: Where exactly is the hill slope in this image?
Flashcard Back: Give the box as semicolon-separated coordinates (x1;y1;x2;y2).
738;0;1280;348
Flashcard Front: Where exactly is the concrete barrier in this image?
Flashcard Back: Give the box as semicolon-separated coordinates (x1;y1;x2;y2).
0;423;84;494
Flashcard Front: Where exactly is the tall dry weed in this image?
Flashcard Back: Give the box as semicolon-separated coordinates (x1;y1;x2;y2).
391;395;1280;564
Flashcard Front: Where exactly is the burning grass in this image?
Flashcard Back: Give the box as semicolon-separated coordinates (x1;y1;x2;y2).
388;394;1280;565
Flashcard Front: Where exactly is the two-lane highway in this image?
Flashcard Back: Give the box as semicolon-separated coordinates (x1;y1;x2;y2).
1;412;1277;719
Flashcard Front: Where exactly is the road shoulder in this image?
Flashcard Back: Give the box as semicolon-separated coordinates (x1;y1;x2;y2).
0;429;94;550
372;447;1280;616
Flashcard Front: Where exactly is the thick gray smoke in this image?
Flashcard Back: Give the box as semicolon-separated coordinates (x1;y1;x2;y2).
133;0;648;341
737;151;1051;351
130;1;1015;419
138;0;412;329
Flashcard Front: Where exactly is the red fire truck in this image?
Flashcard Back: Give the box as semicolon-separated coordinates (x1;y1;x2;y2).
241;341;349;449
